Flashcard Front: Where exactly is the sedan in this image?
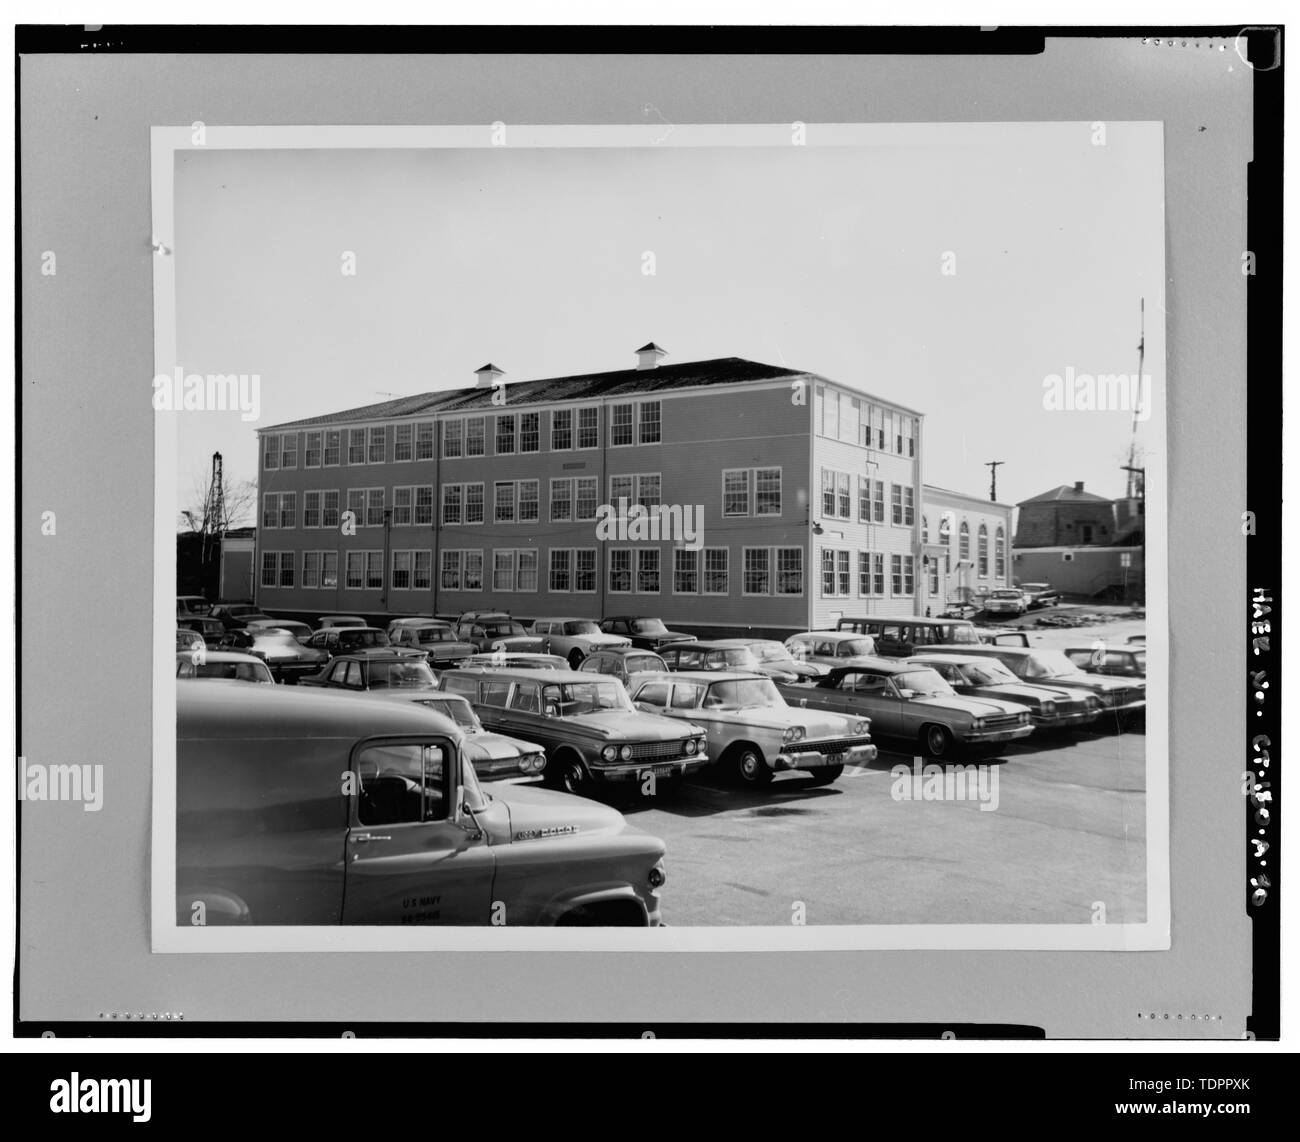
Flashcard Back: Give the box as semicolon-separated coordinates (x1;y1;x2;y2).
208;603;271;630
1064;646;1146;678
218;627;328;684
777;659;1034;758
299;652;438;691
176;650;275;684
388;621;478;668
246;617;314;644
906;653;1102;730
599;616;695;652
178;615;228;648
784;632;879;669
984;589;1029;616
742;639;825;681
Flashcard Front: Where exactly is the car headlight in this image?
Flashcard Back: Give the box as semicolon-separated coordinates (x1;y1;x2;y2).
1042;701;1056;717
971;718;984;731
1087;696;1103;710
851;720;868;736
602;745;618;761
783;725;805;744
648;862;667;889
684;738;696;754
619;745;633;761
525;754;545;773
1019;712;1030;725
695;737;707;755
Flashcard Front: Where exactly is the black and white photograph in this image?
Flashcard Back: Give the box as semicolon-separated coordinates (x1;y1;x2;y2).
154;121;1167;948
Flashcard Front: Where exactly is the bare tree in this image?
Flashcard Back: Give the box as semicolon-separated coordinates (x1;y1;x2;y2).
179;466;258;533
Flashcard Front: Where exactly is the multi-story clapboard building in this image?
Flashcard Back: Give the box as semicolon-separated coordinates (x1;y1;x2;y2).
254;345;937;636
919;485;1015;612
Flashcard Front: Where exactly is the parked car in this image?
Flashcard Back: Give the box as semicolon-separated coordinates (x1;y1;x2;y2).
208;603;272;631
578;647;670;688
176;628;206;655
1018;582;1061;609
630;671;876;787
303;626;401;660
357;690;548;781
658;640;766;676
246;617;314;644
1063;646;1147;678
530;618;631;669
175;650;275;684
928;644;1146;720
454;612;530;651
984;588;1030;617
388;621;478;669
832;616;980;654
299;651;439;691
738;639;825;680
317;614;368;630
905;653;1103;729
217;627;329;684
176;595;211;617
177;682;668;925
460;652;568;671
784;631;879;669
439;668;708;796
980;628;1033;648
777;658;1034;758
598;616;695;652
385;615;438;639
178;615;228;648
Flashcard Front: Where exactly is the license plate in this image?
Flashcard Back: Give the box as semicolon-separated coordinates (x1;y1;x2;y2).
651;764;675;777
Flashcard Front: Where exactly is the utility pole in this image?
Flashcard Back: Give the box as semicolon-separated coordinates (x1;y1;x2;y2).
985;460;1004;503
1127;298;1146;499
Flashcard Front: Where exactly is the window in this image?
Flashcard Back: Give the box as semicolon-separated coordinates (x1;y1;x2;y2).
263;435;280;470
871;479;886;523
872;553;885;595
837;472;851;519
743;548;770;595
776;548;803;595
883;410;894;454
464;551;484;591
392;550;413;590
891;554;915;596
495;414;516;455
610;403;634;447
724;469;750;517
821;550;836;595
519;480;539;522
261;551;288;587
859;477;872;522
755;468;782;516
995;526;1006;578
441;550;462;590
824;389;840;438
518;550;539;592
821;469;835;517
959;521;970;561
841;396;859;444
636;549;660;593
922;516;929;544
303;491;321;529
355;742;445;827
442;484;463;526
347;488;365;525
366;551;384;589
575;549;596;593
393;486;413;527
283;433;300;469
366;489;384;528
443;418;463;459
368;426;385;464
416;421;434;460
703;548;729;595
609;475;633;508
575;477;598;521
303;550;320;588
903;486;916;526
638;400;661;444
322;491;340;529
393;423;413;462
551;408;573;450
577;405;599;449
929;555;940;595
413;550;431;590
978;524;989;576
903;416;916;457
414;485;433;526
261;493;279;529
305;432;322;467
858;551;872;596
324;430;341;466
465;483;484;525
345;551;366;589
519;411;540;453
278;492;296;529
549;549;572;593
891;484;904;525
465;417;486;457
349;429;366;465
550;479;573;522
493;550;515;592
674;549;698;594
636;473;661;510
609;548;632;594
837;550;851;596
494;481;516;523
822;549;851;596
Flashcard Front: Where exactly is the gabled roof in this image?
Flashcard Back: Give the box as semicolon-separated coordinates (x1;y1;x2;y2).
1017;484;1113;505
263;357;819;432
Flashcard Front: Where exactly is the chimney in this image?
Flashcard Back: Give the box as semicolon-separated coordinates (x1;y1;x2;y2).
1074;481;1085;493
635;342;667;371
474;363;504;389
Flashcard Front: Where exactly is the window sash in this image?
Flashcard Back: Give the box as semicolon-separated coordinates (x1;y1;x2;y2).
638;401;661;444
551;408;573;450
393;423;413;462
577;406;599;449
495;414;516;455
636;549;660;594
367;426;385;464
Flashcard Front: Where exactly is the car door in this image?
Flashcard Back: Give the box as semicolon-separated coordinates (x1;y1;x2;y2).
342;737;494;925
845;672;898;734
494;681;544;739
472;678;513;733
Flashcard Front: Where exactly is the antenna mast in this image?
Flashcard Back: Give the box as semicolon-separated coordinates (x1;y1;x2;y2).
1127;299;1145;499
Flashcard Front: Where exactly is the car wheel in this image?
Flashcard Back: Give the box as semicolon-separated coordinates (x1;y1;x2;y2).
731;745;773;786
554;756;590;795
921;724;953;759
568;649;585;670
806;764;844;787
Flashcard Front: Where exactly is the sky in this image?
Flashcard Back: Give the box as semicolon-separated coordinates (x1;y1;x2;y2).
173;124;1165;520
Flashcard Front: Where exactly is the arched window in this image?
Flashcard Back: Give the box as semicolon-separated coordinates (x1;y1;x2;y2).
995;527;1006;579
958;520;970;561
977;524;989;577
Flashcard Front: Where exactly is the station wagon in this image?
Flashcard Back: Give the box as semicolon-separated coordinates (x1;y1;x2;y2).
831;616;980;655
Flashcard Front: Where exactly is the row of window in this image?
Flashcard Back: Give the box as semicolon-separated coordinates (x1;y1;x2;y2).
261;469;786;529
819;550;916;598
262;400;666;471
260;545;806;597
814;385;918;457
820;470;916;526
921;517;1008;579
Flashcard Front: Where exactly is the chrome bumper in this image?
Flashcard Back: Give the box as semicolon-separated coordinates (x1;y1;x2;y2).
775;743;877;771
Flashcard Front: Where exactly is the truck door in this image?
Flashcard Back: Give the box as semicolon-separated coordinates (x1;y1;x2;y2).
342;737;495;925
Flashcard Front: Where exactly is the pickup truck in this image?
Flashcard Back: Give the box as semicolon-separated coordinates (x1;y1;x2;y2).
177;682;668;925
1018;582;1061;609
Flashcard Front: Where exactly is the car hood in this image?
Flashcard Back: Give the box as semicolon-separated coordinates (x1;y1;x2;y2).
258;646;326;663
425;641;478;657
463;730;542;761
560;710;696;741
701;705;861;737
492;783;629;841
961;682;1075;707
909;693;1027;718
1046;671;1145;694
643;631;693;646
578;632;633;648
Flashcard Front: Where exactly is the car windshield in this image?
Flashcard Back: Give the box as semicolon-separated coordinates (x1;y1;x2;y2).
704;677;783;709
947;626;979;644
626;656;665;675
563;621;601;635
192;661;273;683
541;680;633;715
959;660;1018;685
229;606;262;617
991;590;1021;599
751;641;794;663
341;630;389;648
252;631;297;648
369;661;437;689
631;618;669;634
485;622;525;637
837;639;875;656
1022;651;1080;680
892;668;954;697
1022;584;1048;591
414;627;456;644
414;696;480;730
719;647;760;668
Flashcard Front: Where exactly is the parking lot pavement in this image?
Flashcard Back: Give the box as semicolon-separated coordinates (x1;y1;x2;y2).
596;724;1147;927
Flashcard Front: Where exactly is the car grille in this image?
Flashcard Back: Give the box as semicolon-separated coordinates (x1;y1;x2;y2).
1105;688;1142;707
791;736;869;757
627;740;688;761
982;714;1023;729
